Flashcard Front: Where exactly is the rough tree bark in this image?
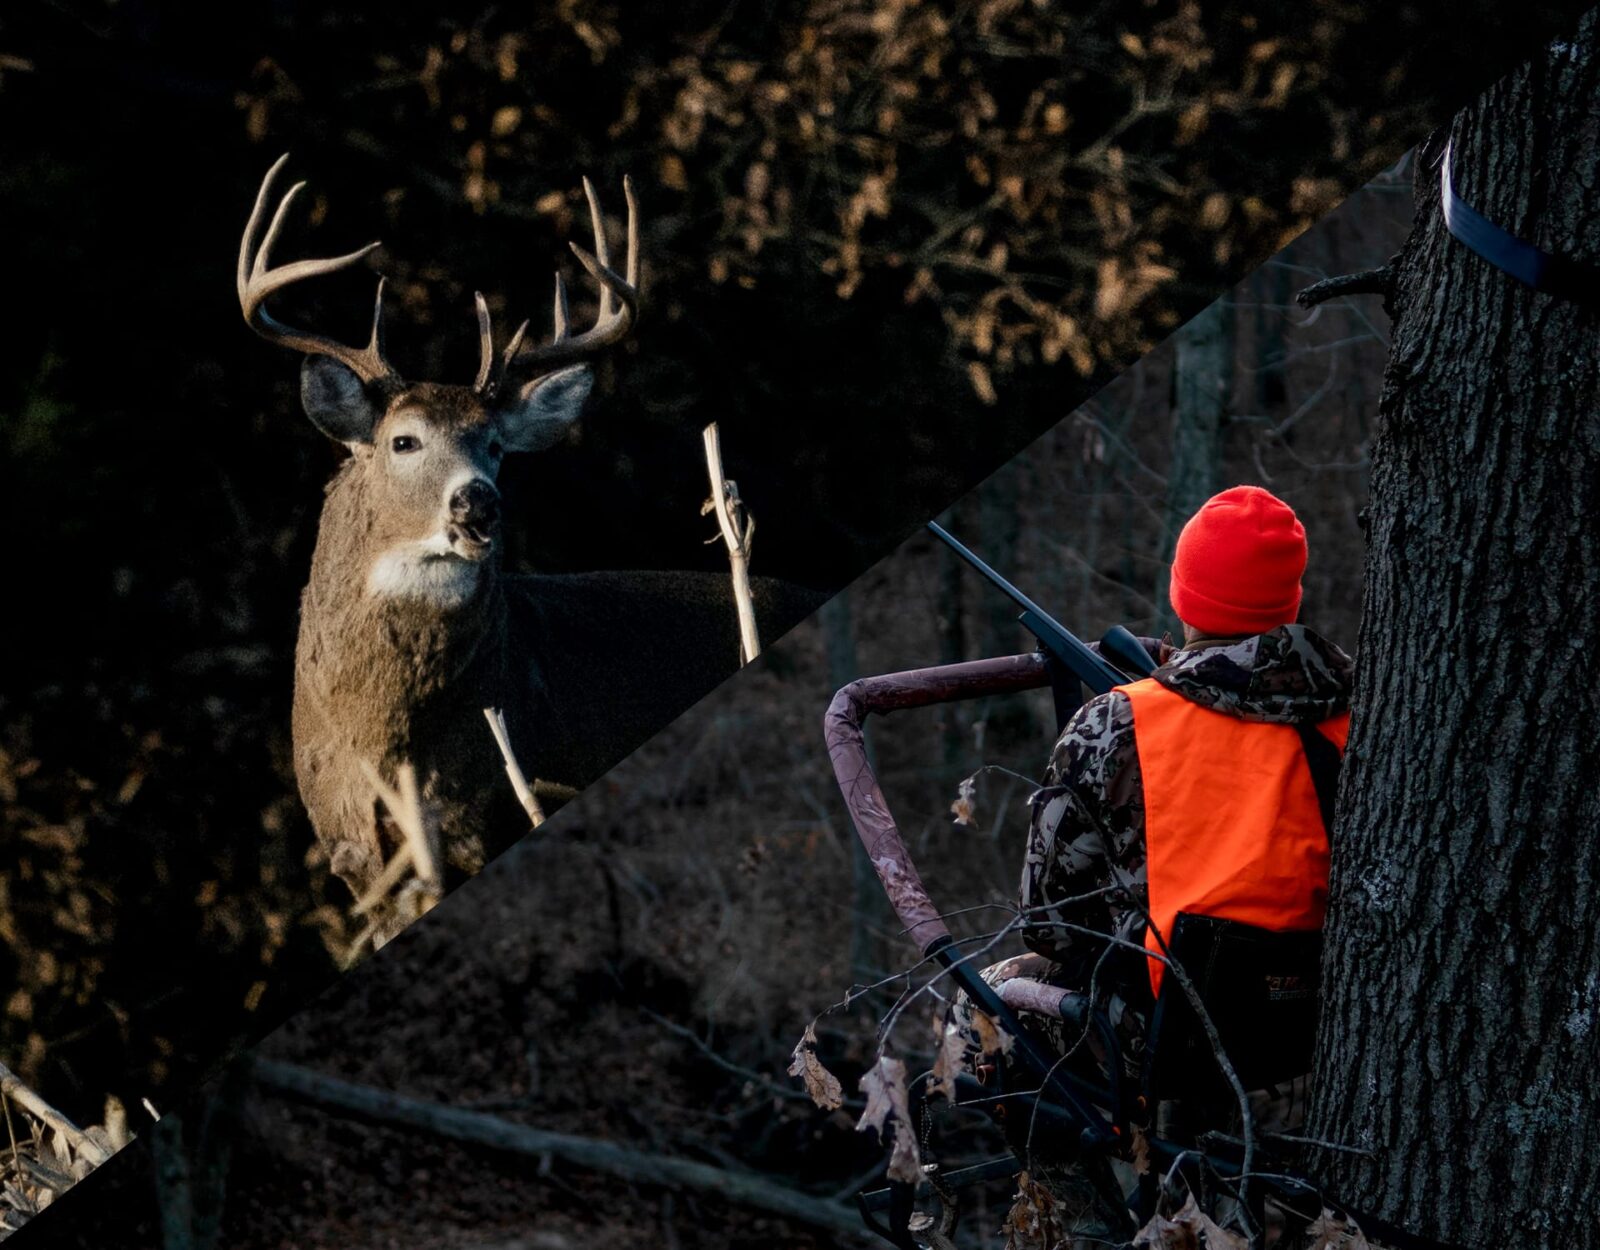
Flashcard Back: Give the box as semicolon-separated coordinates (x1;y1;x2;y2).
1308;21;1600;1248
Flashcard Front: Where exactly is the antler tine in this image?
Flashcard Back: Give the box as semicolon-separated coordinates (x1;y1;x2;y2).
237;152;291;306
498;319;531;385
472;291;495;393
368;278;389;359
581;176;612;320
552;272;570;342
503;176;642;380
501;320;530;369
622;173;639;289
565;240;638;325
237;155;398;386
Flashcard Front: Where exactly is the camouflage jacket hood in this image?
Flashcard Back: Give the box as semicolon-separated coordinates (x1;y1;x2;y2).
1151;624;1353;724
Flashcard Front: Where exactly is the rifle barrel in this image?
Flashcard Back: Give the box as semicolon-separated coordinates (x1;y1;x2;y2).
927;521;1042;618
927;521;1126;695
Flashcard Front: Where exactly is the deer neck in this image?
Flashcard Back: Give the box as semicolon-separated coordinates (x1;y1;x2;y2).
295;466;509;757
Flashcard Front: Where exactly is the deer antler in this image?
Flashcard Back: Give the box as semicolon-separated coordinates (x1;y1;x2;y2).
238;154;399;386
476;175;641;396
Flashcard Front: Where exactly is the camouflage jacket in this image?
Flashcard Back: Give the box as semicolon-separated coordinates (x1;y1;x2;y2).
1019;624;1355;1002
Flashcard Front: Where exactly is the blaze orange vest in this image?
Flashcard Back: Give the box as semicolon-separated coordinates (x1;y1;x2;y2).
1120;678;1349;997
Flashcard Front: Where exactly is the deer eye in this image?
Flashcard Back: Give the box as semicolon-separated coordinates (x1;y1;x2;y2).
488;439;504;459
391;435;421;454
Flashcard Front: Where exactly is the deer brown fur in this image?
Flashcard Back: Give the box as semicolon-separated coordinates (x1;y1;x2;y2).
240;158;819;940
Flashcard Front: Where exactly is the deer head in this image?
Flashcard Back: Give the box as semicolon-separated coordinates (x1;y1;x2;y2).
237;155;640;607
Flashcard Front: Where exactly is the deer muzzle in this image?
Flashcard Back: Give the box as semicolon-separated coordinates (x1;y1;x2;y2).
447;479;500;558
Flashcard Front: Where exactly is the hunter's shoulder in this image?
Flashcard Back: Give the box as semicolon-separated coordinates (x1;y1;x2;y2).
1046;688;1137;780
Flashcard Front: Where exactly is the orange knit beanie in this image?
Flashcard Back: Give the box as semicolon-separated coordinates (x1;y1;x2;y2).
1168;485;1306;636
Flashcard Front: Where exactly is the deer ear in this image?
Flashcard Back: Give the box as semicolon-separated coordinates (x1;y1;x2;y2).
300;355;382;445
495;364;594;453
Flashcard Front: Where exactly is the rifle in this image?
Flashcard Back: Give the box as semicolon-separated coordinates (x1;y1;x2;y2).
926;521;1155;729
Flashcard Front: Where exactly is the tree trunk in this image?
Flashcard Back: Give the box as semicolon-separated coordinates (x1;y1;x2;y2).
1308;22;1600;1248
1157;297;1234;635
148;1056;251;1250
1254;260;1292;413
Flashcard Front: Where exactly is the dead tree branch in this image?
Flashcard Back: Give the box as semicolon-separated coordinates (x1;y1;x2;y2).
0;1068;137;1235
249;1058;865;1238
346;761;443;958
0;1063;109;1168
701;422;761;665
483;707;546;829
1295;264;1396;310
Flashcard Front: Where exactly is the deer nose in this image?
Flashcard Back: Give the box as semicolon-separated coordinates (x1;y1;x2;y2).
449;479;500;528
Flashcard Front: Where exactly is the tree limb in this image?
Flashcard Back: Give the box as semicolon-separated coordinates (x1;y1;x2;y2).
249;1058;864;1238
483;708;546;829
1295;264;1396;309
0;1062;109;1167
701;422;761;665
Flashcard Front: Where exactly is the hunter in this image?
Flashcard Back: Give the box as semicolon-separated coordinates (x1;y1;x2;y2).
963;485;1353;1130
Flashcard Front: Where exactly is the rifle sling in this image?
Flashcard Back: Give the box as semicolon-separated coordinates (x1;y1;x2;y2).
1296;721;1342;835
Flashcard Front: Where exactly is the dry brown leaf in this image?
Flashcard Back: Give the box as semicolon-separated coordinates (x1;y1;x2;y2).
908;1210;960;1250
929;1010;966;1102
966;360;998;406
1133;1207;1199;1250
1305;1209;1373;1249
950;774;977;826
856;1055;921;1183
1002;1171;1065;1250
970;1007;1015;1058
1133;1194;1247;1249
1130;1123;1152;1176
787;1022;844;1111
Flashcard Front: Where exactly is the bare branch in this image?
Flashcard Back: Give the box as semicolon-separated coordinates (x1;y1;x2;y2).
483;708;546;829
1295;264;1396;310
701;423;761;665
0;1063;109;1168
345;761;444;959
249;1059;864;1237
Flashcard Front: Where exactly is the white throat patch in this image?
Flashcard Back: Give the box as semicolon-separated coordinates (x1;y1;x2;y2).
366;535;483;608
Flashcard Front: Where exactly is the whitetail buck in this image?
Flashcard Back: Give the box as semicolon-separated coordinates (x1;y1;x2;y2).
239;157;819;935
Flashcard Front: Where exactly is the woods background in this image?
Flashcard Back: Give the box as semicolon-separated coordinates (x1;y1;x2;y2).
22;168;1411;1247
0;0;1590;1236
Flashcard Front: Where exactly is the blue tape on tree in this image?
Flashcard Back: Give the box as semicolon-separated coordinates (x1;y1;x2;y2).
1439;139;1599;308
